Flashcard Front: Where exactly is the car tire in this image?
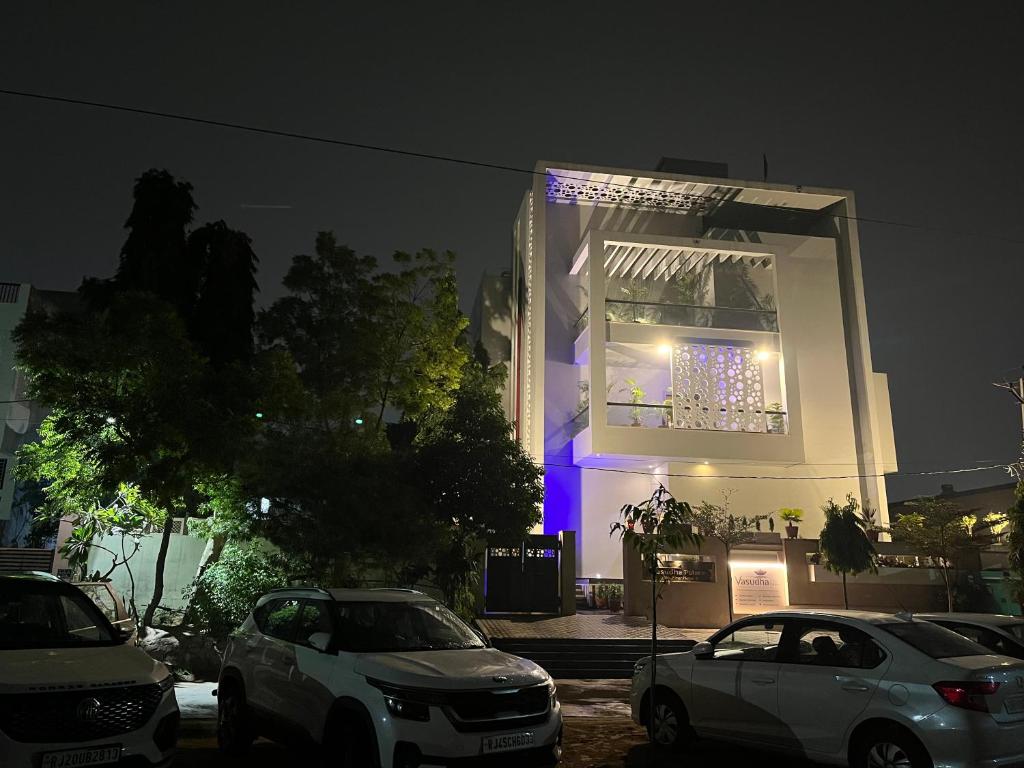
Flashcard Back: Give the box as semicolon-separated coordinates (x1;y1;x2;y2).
646;689;694;751
852;725;933;768
325;710;379;768
217;679;255;757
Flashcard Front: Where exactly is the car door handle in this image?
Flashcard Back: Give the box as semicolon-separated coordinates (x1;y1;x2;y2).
841;682;870;692
751;677;776;685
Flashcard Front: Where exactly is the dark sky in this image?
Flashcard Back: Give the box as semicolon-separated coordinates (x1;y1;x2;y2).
3;3;1023;501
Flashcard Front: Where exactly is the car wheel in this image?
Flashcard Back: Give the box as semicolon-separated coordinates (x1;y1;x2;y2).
853;726;933;768
217;680;255;756
646;692;693;751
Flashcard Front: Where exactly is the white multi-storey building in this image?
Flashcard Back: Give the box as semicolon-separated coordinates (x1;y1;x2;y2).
482;159;898;581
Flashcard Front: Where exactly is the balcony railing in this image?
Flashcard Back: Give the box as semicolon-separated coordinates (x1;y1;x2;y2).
569;406;590;437
605;299;778;333
605;402;788;433
573;308;589;339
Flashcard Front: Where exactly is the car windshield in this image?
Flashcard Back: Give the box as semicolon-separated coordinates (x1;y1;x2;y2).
1000;622;1024;642
879;620;990;659
335;600;486;653
0;581;118;649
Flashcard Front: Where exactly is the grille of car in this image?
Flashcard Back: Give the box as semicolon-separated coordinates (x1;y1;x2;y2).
443;684;550;733
0;683;162;743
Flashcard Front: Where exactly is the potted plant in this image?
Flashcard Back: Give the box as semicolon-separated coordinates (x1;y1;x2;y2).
861;504;880;542
779;507;803;539
766;401;785;434
660;388;673;427
606;583;623;612
625;378;646;426
594;584;609;609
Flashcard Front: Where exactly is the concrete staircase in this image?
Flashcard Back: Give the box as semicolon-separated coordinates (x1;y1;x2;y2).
489;637;697;679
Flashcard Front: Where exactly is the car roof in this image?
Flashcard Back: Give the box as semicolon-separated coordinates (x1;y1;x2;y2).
0;571;62;583
915;612;1024;626
749;608;915;625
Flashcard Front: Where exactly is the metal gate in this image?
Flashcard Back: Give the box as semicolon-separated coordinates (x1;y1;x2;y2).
484;534;561;614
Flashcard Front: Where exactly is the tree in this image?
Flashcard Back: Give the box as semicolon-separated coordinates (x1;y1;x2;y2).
1007;481;1024;613
688;492;773;621
818;494;876;609
889;497;991;612
610;484;700;745
15;169;260;630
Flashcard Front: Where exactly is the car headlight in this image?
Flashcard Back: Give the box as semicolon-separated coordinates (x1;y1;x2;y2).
633;657;650;676
157;673;175;694
547;679;558;708
384;694;430;722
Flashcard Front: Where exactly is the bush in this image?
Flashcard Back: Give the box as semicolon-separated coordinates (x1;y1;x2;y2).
184;541;288;637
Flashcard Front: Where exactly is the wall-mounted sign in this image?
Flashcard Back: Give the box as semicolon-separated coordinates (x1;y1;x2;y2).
646;554;717;583
730;561;788;613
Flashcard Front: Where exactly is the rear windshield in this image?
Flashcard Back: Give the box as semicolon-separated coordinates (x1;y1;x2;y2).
879;621;990;659
0;581;117;649
1001;622;1024;642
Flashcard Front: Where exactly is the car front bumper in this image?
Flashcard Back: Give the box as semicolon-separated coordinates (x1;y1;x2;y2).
0;689;179;768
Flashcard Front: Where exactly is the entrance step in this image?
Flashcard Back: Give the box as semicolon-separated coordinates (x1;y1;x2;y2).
489;637;697;679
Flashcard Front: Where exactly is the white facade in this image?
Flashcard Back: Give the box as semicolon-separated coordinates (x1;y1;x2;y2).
490;162;897;579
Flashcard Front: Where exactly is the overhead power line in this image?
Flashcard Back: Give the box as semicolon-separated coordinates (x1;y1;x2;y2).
3;87;1024;246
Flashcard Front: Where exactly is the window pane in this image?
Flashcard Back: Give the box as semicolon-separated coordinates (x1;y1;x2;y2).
296;601;332;646
263;599;300;640
714;622;783;662
61;595;104;641
879;621;988;659
794;624;885;669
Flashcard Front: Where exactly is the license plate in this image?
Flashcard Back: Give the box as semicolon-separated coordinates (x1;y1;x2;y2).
481;731;534;754
41;745;121;768
1006;695;1024;714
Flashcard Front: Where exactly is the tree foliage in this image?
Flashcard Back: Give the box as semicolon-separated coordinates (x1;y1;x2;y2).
818;494;876;609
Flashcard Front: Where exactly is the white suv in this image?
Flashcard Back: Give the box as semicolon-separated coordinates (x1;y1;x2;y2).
218;587;562;767
0;572;179;768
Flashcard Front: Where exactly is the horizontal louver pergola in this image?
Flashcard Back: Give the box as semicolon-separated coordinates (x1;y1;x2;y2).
601;241;773;280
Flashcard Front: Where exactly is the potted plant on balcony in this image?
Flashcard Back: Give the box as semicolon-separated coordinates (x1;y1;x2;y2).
779;507;803;539
766;401;785;434
861;503;880;542
625;378;646;426
660;387;673;428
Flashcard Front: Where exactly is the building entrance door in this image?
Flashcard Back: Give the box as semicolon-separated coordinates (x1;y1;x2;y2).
485;534;561;613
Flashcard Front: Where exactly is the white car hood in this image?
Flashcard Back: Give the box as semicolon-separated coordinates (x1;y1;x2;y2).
353;647;549;690
0;645;166;694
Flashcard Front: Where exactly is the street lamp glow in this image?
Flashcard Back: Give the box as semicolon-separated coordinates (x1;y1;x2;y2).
255;412;263;419
658;343;672;356
354;417;364;425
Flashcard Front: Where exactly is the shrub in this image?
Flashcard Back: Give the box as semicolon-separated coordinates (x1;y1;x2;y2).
184;541;288;637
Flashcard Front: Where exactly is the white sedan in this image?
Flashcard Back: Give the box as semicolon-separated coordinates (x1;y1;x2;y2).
630;609;1024;768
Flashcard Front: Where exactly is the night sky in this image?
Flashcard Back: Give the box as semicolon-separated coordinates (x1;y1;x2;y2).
3;3;1023;501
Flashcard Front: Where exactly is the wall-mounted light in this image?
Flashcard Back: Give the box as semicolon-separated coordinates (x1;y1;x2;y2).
756;350;772;361
658;344;672;356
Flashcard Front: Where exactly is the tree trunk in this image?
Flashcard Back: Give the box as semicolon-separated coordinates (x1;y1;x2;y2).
842;572;849;609
942;566;954;612
724;544;734;622
142;514;175;630
649;555;658;744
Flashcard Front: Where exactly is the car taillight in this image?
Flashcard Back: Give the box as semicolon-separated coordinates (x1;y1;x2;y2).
933;681;1001;712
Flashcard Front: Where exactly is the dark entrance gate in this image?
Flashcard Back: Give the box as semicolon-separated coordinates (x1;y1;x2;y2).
484;534;561;614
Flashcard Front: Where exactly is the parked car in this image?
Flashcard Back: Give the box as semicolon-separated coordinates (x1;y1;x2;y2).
75;581;136;641
218;587;562;767
631;608;1024;768
0;572;179;768
917;612;1024;660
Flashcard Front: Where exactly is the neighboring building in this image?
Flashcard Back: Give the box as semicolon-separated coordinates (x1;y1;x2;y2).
469;271;514;418
890;481;1017;522
0;282;77;546
484;159;898;580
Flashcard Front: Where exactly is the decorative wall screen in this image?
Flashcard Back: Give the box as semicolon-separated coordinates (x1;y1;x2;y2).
672;342;765;432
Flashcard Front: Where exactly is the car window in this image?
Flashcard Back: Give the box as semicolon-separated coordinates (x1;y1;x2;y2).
1000;622;1024;643
0;582;116;649
334;600;485;652
879;621;989;658
261;599;301;641
295;600;333;647
78;585;118;621
793;623;886;669
712;621;783;662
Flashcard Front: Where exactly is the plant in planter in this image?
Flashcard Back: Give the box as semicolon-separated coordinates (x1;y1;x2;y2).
594;584;609;609
860;502;880;542
625;378;646;426
766;401;785;434
778;507;804;539
660;388;673;428
606;583;624;611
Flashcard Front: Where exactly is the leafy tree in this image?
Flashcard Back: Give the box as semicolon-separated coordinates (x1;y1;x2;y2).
15;169;259;630
889;497;991;612
689;492;773;621
610;484;699;744
183;540;288;637
1008;481;1024;613
818;494;876;609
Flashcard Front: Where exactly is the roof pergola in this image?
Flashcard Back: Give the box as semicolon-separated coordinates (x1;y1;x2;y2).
602;241;773;280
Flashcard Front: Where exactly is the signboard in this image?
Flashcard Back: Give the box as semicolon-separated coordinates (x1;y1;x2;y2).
647;554;716;583
730;562;788;613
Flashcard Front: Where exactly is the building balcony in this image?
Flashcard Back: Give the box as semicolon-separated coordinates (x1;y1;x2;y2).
605;402;787;433
605;299;778;333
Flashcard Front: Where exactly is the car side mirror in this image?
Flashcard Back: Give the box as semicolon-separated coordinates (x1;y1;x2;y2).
308;632;332;653
691;641;714;660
